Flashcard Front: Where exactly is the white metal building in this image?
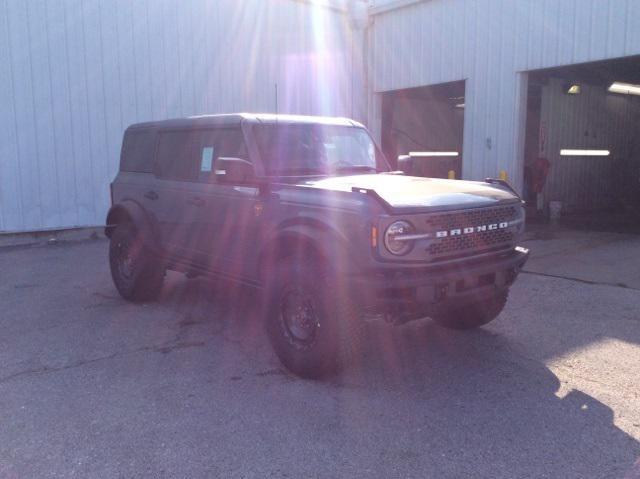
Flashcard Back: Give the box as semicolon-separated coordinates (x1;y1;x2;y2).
0;0;367;233
368;0;640;218
2;0;640;233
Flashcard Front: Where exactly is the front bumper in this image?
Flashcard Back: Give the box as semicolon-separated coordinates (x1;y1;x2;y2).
352;246;530;314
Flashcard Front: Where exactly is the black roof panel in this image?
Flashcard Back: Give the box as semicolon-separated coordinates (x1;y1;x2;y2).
127;113;364;131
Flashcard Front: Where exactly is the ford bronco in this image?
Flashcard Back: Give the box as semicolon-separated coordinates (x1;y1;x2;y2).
105;114;529;378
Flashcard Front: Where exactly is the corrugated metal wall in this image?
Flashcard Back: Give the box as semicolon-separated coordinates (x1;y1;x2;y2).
368;0;640;191
4;0;640;232
540;78;640;212
0;0;363;232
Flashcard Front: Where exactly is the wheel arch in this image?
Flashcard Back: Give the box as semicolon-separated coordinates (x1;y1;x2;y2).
105;200;160;250
105;204;132;238
257;218;353;283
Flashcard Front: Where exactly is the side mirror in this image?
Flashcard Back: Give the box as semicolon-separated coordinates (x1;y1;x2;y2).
215;157;255;184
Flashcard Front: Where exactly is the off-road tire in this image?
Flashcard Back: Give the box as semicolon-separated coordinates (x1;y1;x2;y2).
109;223;165;302
265;258;364;379
431;290;509;330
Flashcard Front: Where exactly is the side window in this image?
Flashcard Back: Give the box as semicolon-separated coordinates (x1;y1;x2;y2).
120;128;156;173
155;130;199;181
196;128;249;182
200;146;215;174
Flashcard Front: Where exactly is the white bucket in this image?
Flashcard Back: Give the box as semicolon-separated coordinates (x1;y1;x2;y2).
549;201;562;220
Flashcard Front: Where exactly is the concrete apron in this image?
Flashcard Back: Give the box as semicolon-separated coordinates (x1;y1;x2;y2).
0;226;106;248
522;226;640;290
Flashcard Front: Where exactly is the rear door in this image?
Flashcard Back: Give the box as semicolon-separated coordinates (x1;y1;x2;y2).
152;129;200;260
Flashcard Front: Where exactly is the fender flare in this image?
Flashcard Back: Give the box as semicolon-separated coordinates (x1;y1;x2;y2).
257;218;357;281
104;200;161;250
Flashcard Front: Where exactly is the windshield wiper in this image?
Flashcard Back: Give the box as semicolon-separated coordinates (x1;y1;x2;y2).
335;165;379;174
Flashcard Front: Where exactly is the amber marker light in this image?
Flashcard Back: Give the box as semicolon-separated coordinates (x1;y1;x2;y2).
371;225;378;248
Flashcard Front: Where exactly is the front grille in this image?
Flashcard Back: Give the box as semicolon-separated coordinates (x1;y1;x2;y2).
426;205;519;259
425;205;517;230
428;230;514;256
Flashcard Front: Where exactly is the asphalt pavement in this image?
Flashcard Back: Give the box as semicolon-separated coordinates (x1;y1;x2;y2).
1;236;639;478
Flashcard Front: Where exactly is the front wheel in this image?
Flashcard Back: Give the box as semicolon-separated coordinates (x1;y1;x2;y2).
431;290;509;330
265;258;363;379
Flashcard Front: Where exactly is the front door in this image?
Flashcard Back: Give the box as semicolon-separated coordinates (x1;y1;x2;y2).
186;127;262;281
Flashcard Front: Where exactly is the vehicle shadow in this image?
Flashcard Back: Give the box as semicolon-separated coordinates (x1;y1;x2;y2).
352;320;640;478
156;275;640;479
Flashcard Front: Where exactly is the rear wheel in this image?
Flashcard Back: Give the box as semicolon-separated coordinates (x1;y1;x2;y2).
265;258;363;378
431;290;508;330
109;223;165;302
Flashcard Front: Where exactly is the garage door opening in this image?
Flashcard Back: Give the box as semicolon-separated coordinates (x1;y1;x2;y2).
524;55;640;232
380;81;465;179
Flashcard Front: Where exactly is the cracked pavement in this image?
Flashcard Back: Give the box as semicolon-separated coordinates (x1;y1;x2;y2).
1;237;639;478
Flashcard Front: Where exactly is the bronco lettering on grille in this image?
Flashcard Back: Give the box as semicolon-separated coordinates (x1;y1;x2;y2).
436;222;509;238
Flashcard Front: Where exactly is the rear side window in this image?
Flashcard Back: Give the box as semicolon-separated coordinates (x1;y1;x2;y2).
120;128;156;173
155;130;199;181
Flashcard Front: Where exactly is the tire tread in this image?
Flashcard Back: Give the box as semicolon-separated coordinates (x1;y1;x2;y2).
109;223;164;302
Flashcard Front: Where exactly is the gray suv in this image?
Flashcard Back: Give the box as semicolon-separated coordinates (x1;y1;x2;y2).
106;114;529;378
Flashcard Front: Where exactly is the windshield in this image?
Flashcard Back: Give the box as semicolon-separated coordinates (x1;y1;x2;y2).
253;124;389;176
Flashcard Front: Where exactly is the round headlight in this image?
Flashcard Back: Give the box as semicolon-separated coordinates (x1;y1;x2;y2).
384;221;414;256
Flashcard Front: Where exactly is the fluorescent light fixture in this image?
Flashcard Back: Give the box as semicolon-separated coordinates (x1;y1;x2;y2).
560;149;610;156
409;151;459;157
455;103;465;108
567;84;581;94
608;82;640;96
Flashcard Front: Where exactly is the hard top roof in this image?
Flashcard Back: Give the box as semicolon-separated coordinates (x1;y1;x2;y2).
128;113;365;131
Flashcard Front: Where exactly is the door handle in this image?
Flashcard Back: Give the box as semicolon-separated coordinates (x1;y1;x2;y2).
187;197;205;207
144;190;159;200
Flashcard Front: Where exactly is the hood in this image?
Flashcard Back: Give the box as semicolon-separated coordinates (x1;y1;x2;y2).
302;174;519;212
